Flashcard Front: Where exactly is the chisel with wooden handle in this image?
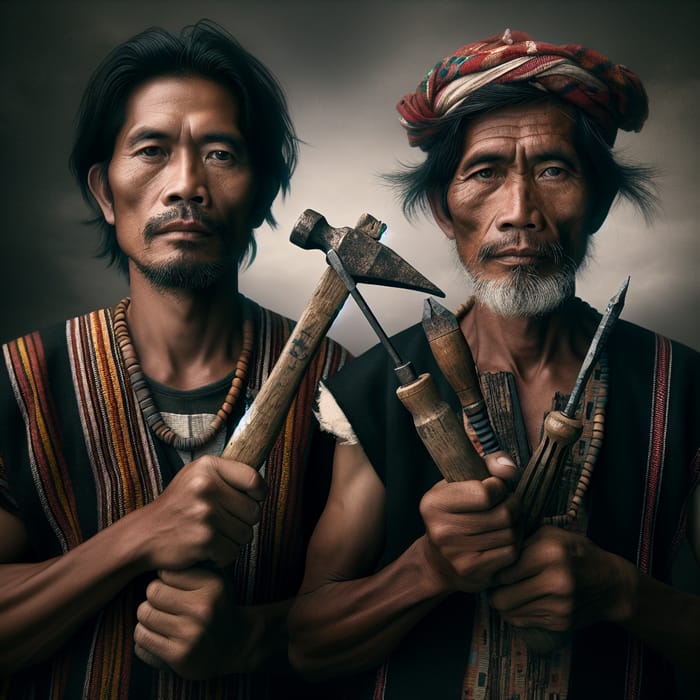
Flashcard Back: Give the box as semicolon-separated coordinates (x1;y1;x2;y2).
422;298;500;456
325;249;489;482
421;281;629;654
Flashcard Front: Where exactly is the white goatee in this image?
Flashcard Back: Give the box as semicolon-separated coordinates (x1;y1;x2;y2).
452;235;590;318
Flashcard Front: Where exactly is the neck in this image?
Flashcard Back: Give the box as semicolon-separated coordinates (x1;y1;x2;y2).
461;297;593;384
125;273;244;390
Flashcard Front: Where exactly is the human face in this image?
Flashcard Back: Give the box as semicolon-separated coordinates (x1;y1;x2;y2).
89;75;255;289
433;102;592;316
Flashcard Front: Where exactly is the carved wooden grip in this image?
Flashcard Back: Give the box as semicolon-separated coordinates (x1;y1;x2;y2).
515;411;582;534
427;327;484;414
396;373;489;482
513;410;582;654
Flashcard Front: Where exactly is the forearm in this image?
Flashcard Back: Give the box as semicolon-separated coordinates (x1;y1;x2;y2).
288;537;449;681
0;513;148;671
225;599;294;674
616;562;700;671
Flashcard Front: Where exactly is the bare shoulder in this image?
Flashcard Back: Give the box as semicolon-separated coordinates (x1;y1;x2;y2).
299;443;385;590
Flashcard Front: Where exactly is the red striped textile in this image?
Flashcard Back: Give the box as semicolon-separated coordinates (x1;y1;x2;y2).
397;29;648;149
624;334;671;700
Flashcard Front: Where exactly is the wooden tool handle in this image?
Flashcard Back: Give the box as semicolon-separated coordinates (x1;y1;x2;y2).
221;266;347;467
424;317;500;455
514;410;582;655
427;326;484;413
396;373;489;482
515;411;582;534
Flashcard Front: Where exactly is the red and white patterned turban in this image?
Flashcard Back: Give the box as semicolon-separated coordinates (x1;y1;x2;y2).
397;29;648;148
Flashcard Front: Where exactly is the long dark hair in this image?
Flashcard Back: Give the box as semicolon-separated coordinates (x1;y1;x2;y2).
70;19;298;274
386;83;657;234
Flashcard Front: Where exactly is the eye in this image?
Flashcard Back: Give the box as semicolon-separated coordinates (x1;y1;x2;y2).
209;150;234;162
539;165;569;179
472;167;496;180
205;148;248;168
136;145;164;158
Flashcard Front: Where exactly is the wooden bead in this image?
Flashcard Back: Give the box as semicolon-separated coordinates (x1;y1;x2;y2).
113;297;254;451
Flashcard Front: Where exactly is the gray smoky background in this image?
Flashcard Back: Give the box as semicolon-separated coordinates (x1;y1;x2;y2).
2;0;698;354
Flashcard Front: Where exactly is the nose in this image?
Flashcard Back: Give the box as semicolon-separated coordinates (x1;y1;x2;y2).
162;149;209;206
494;175;544;232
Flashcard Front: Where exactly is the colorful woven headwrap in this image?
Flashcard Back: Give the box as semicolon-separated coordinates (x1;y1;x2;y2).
397;29;648;148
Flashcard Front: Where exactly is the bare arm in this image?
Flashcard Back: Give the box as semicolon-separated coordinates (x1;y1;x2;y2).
288;442;520;681
619;480;700;669
489;508;700;670
0;455;265;672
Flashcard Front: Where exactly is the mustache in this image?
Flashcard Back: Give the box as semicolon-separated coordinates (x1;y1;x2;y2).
476;234;565;265
142;205;225;242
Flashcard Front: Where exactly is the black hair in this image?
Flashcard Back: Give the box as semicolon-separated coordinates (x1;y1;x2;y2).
386;82;657;234
69;19;298;275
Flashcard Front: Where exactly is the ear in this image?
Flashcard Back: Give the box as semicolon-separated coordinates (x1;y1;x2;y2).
427;189;456;240
87;163;115;225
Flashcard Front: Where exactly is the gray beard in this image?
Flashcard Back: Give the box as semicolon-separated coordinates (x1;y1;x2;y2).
471;264;577;317
454;237;588;318
134;259;230;291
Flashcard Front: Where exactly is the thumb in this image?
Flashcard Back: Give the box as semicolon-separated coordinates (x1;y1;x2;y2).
482;450;518;481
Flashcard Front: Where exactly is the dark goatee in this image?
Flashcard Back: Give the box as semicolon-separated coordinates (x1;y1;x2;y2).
134;259;231;291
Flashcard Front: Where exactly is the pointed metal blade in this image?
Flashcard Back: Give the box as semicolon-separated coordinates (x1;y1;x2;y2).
564;276;630;417
334;228;445;297
422;297;460;340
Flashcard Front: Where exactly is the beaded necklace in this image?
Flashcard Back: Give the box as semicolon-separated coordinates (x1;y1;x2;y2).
113;297;254;451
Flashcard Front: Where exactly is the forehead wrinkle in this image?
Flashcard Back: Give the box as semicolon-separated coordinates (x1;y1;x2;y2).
119;76;243;141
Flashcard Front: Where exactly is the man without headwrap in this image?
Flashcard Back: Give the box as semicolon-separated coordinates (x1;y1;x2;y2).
288;30;699;699
0;20;348;699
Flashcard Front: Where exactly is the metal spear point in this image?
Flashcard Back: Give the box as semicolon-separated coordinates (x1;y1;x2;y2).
564;276;629;418
512;277;631;655
516;277;631;533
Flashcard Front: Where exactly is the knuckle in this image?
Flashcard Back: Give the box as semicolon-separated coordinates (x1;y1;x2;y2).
419;494;435;520
146;579;163;601
493;505;516;530
501;544;520;566
239;497;261;525
245;467;264;492
134;623;157;653
425;519;450;546
188;471;215;496
133;622;146;645
136;601;152;625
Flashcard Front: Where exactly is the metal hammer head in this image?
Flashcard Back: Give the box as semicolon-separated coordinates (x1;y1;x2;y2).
290;209;444;296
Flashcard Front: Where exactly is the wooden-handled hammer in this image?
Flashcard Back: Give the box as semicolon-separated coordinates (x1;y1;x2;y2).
314;242;489;483
221;209;441;468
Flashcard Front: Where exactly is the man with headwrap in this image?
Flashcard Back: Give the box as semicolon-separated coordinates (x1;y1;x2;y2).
287;30;699;699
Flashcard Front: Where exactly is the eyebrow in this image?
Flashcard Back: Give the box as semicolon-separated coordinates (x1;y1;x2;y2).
123;128;248;154
531;150;580;167
200;132;248;154
461;148;580;170
459;152;509;170
123;128;169;149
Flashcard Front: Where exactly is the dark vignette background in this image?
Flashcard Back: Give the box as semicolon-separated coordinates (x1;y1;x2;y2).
1;1;698;694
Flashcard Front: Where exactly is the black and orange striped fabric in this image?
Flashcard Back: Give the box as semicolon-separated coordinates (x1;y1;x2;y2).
0;299;348;699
